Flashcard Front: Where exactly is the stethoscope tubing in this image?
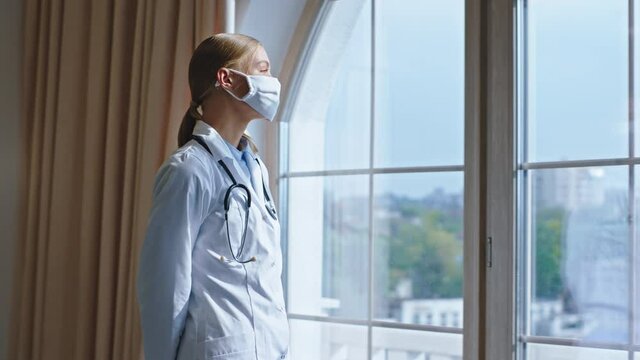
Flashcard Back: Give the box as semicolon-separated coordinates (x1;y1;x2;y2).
191;135;276;263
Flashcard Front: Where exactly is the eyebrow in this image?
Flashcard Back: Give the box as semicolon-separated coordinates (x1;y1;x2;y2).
256;60;270;68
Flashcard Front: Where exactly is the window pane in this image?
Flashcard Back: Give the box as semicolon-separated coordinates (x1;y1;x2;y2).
373;172;463;326
287;176;369;319
525;0;628;161
372;327;462;359
290;319;368;360
373;0;464;168
635;165;640;345
636;0;640;156
287;0;371;172
526;344;627;360
526;167;629;343
284;0;467;356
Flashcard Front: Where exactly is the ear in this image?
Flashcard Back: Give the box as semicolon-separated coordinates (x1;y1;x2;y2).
216;68;234;89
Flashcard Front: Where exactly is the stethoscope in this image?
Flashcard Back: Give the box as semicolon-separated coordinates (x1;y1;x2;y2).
191;135;277;264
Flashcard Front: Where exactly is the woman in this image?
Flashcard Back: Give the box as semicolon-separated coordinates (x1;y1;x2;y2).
137;34;289;360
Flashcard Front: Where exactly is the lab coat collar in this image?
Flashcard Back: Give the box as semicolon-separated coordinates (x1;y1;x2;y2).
192;120;273;220
192;120;236;160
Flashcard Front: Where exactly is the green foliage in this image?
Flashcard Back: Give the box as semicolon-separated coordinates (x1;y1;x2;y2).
535;207;566;299
382;200;565;301
386;208;463;299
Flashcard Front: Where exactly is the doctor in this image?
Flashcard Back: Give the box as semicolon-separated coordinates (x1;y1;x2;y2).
136;33;289;360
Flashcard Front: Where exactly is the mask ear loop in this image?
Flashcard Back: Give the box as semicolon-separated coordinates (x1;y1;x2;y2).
190;68;254;118
214;68;255;101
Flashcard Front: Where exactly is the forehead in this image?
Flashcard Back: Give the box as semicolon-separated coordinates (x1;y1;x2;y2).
251;46;270;66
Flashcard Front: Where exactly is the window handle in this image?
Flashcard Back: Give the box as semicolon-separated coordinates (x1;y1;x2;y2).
486;236;493;268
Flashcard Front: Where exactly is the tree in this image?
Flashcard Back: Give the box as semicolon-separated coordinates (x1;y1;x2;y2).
535;207;565;299
386;208;463;299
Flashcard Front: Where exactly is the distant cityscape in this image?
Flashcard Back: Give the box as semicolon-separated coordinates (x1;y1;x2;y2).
317;183;464;358
307;166;630;359
531;167;628;343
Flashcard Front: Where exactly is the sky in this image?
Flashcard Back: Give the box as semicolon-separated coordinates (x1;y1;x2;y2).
526;0;629;162
290;0;633;198
319;0;465;198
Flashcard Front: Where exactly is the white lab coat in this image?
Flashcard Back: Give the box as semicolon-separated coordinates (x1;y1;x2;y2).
136;120;290;360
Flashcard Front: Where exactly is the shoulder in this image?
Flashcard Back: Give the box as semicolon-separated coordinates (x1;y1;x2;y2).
153;143;214;194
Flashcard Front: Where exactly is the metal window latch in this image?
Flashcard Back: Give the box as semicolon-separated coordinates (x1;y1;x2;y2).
486;236;493;268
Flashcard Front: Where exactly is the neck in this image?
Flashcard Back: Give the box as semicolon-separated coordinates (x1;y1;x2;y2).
202;101;251;149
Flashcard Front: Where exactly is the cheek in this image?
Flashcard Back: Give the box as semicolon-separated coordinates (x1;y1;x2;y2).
236;82;250;98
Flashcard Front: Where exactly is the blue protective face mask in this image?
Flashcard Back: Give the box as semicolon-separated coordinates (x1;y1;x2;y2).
216;68;281;121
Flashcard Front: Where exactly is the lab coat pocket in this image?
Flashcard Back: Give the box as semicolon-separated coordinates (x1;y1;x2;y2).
210;207;245;261
199;331;255;359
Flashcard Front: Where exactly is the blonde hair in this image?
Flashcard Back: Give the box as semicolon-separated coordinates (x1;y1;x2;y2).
178;33;261;153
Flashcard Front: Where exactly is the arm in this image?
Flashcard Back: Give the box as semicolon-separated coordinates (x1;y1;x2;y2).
136;161;208;360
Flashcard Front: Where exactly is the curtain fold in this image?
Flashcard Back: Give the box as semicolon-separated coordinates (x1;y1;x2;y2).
9;1;221;359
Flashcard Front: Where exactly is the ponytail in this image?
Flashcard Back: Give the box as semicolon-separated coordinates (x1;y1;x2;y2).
177;101;202;147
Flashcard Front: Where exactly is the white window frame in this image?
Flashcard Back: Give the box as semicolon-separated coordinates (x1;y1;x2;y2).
478;0;640;359
511;0;639;359
278;0;467;357
273;0;514;359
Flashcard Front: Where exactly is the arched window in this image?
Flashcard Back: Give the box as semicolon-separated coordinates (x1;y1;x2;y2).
278;1;465;358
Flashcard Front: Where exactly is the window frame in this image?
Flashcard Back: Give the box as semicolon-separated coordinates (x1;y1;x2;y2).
512;0;639;358
482;0;516;358
273;0;516;359
275;0;640;358
276;0;471;358
482;0;640;359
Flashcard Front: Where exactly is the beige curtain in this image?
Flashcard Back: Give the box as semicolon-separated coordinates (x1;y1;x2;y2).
9;0;224;359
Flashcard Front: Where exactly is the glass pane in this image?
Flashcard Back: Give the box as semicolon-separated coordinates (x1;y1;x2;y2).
288;0;371;172
287;175;369;319
636;0;640;156
290;319;368;360
526;344;627;360
374;0;464;168
525;0;628;161
372;327;462;359
635;166;640;345
527;167;629;343
373;172;463;327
